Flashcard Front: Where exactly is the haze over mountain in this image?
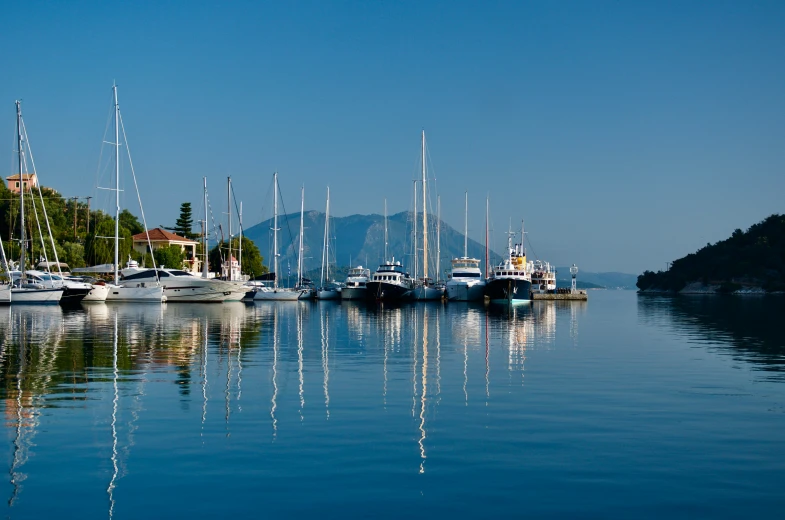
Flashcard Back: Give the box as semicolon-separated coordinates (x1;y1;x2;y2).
244;211;503;276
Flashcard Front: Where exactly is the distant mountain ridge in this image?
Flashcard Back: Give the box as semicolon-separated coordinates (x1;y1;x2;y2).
244;211;503;276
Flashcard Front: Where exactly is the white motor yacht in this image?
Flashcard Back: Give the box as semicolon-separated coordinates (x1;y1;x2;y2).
341;266;370;300
120;266;249;302
445;258;486;301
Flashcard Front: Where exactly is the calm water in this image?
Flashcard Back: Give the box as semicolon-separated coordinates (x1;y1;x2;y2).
2;292;784;518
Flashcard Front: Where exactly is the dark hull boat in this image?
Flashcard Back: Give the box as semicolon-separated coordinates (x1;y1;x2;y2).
484;278;532;304
365;281;414;302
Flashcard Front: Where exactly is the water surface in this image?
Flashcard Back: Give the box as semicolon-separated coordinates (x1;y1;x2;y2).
2;292;784;518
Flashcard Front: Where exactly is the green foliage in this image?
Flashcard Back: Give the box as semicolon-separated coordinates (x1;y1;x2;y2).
174;202;195;239
208;237;266;278
119;209;144;236
153;245;186;269
61;242;86;268
85;219;133;266
637;214;785;293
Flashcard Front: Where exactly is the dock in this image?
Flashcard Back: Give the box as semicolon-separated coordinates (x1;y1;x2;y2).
532;290;588;301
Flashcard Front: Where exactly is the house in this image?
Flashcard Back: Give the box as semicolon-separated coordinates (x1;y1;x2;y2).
6;173;38;194
132;228;201;273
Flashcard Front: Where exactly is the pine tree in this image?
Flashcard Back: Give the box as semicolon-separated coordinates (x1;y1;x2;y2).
174;202;194;238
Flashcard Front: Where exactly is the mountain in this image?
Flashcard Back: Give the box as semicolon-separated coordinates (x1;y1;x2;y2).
556;269;638;290
243;211;503;276
637;214;785;293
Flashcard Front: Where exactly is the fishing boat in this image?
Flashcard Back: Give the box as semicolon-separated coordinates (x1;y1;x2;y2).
446;192;485;301
101;84;166;303
484;222;532;304
254;172;306;301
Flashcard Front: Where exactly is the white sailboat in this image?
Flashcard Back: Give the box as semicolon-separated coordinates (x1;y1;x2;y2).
317;187;340;300
102;84;166;303
295;186;316;300
254;172;305;301
9;101;62;304
413;130;444;301
446;192;486;301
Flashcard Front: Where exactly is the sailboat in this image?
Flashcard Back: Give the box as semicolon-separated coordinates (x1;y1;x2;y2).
9;101;62;304
102;84;166;303
317;187;341;300
413;130;444;301
445;192;485;301
253;172;306;301
295;186;316;300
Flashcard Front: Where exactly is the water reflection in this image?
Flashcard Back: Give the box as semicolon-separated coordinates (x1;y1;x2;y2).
638;295;785;379
0;299;588;511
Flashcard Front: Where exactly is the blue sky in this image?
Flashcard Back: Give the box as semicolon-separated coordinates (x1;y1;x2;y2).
1;1;783;273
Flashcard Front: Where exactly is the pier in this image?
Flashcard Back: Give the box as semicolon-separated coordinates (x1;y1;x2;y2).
532;290;588;301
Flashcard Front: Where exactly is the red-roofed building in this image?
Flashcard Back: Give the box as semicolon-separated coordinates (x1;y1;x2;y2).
6;173;38;193
132;228;201;273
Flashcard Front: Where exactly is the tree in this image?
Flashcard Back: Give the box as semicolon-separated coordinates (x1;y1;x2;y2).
209;237;266;278
119;209;144;236
165;202;196;239
153;244;185;269
61;242;86;268
85;219;133;266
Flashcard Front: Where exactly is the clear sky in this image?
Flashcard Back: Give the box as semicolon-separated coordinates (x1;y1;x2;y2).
2;1;783;273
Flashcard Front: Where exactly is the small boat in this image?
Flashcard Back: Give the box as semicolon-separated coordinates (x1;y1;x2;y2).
530;260;557;294
341;266;371;300
484;222;532;304
101;84;165;304
7;101;62;304
365;259;414;301
412;130;444;301
446;192;485;301
254;172;307;302
317;186;341;300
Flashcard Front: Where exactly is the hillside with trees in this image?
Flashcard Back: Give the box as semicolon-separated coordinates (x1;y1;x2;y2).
637;214;785;293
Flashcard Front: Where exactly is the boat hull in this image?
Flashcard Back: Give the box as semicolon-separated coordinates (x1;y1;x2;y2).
414;285;445;301
446;280;486;302
163;284;249;302
106;284;166;303
484;278;532;304
317;288;340;300
253;288;304;301
60;287;91;306
340;287;366;301
365;281;413;302
81;284;111;302
0;285;11;304
11;287;63;304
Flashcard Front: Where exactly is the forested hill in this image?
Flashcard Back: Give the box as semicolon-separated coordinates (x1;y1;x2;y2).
637;214;785;293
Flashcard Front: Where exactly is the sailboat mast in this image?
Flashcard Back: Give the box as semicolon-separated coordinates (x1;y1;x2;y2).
413;180;418;280
437;195;441;282
298;186;304;287
239;201;243;279
421;130;428;280
227;176;232;281
113;85;120;286
321;187;328;287
202;177;208;278
464;191;468;258
273;172;279;290
326;187;330;283
485;195;489;279
16;101;26;279
384;199;388;261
